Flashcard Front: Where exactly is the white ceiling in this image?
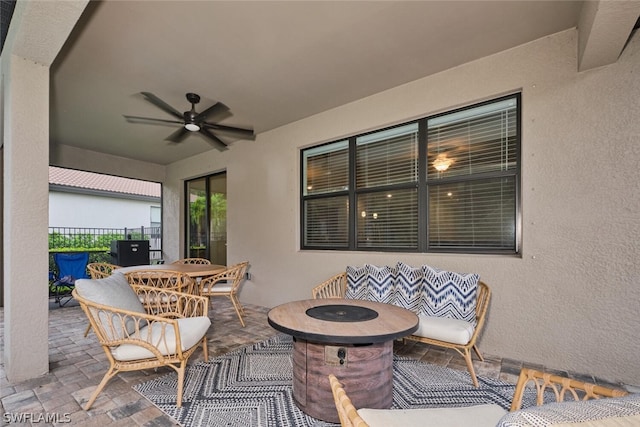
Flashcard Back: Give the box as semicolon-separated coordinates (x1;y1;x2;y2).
47;1;631;165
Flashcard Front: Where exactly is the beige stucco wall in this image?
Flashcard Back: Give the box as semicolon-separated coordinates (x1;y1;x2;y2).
165;28;640;386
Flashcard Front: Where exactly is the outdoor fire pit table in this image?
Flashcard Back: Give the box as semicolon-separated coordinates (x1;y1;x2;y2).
267;298;418;423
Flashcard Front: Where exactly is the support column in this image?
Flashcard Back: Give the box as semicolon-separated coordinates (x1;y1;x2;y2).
2;0;88;382
3;55;50;382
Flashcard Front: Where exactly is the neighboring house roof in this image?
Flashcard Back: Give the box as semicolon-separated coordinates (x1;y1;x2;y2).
49;166;161;199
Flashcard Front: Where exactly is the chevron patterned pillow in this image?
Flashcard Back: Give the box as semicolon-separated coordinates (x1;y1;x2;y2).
365;264;396;304
394;262;424;312
345;265;368;300
420;265;479;324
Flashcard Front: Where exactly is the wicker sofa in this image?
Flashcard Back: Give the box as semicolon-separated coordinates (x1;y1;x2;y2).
312;262;491;387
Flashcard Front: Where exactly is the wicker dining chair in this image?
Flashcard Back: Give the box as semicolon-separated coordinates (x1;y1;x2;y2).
172;258;212;265
124;269;195;292
87;262;121;278
73;273;210;410
124;269;196;313
198;261;249;327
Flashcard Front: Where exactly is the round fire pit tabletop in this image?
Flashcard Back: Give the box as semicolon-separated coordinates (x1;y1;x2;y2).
268;299;418;344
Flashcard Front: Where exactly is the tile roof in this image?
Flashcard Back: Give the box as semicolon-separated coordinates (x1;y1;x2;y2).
49;167;161;198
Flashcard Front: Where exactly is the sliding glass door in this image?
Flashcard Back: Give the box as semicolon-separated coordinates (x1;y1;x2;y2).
186;172;227;265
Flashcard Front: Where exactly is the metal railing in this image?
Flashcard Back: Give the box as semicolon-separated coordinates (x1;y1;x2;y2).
48;226;162;273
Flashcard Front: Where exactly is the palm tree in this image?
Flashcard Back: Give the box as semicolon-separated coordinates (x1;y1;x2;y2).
189;192;226;248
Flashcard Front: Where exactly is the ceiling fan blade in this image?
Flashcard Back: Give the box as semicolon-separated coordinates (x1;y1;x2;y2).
202;122;255;139
195;102;230;122
165;127;190;143
140;92;183;119
123;115;183;125
199;127;228;151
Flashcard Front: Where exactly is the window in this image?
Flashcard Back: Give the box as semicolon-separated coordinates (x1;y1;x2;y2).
302;141;349;248
301;94;520;254
356;124;419;249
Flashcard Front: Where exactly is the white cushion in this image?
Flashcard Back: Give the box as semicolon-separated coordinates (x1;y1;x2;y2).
358;404;506;427
205;283;233;293
413;315;475;345
138;294;178;304
111;316;211;361
75;272;145;313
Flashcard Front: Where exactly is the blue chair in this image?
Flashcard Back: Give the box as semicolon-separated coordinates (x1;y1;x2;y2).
51;252;90;307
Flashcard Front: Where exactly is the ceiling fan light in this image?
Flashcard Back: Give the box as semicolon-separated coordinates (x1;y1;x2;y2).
185;123;200;132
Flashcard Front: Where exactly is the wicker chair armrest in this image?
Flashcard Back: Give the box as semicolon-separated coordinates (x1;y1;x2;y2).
198;267;235;290
329;374;370;427
312;272;347;299
198;262;248;294
465;281;491;343
510;368;629;411
198;270;227;293
131;284;209;318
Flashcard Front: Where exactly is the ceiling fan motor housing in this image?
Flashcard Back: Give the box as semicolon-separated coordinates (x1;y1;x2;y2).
186;93;201;104
184;93;201;130
184;112;200;131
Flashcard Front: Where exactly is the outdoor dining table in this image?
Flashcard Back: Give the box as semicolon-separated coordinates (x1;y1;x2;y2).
115;263;227;279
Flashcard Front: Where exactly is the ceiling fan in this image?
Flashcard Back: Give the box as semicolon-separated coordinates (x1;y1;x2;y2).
123;92;254;150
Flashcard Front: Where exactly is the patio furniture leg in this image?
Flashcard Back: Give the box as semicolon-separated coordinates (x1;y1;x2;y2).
176;362;186;407
473;344;484;361
462;348;479;387
202;337;209;361
85;366;118;410
230;295;245;327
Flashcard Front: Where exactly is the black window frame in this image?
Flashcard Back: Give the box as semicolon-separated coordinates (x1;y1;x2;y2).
300;93;521;255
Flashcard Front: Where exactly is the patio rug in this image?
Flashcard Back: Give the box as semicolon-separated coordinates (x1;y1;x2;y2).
134;334;534;427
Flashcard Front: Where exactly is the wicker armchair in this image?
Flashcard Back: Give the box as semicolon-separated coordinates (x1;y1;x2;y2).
87;262;121;279
73;273;210;410
172;257;211;265
329;368;630;427
410;281;491;388
198;261;249;327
